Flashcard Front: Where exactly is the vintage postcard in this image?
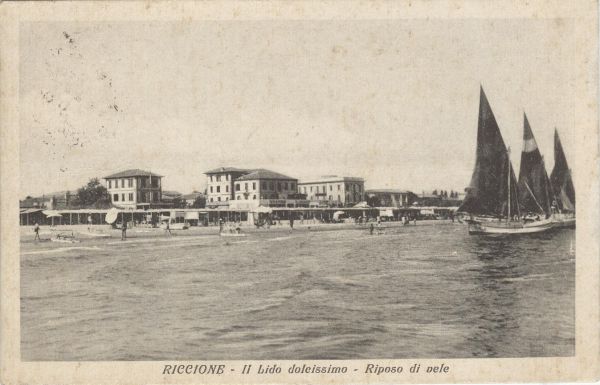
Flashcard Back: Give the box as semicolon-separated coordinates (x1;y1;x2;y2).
1;1;599;384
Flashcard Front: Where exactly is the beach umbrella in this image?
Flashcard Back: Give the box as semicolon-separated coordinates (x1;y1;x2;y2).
105;208;119;224
333;211;345;220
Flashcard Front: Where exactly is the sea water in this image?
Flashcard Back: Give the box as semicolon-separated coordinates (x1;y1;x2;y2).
20;223;575;360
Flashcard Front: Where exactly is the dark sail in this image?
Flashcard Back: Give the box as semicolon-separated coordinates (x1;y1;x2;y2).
459;87;519;217
517;114;552;216
550;129;575;211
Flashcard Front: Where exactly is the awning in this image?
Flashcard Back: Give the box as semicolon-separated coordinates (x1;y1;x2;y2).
43;210;63;218
380;209;394;217
20;208;44;214
184;212;199;220
254;206;272;214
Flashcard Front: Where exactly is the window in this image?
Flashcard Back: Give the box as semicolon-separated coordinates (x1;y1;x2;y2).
253;195;256;200
277;182;281;191
252;182;256;190
210;197;213;202
217;175;221;182
337;184;341;191
216;186;220;193
329;185;332;191
226;185;229;193
338;195;341;201
210;186;213;193
113;194;119;202
262;182;267;189
269;182;274;190
303;187;306;193
322;185;326;193
108;180;112;188
290;183;295;190
284;182;288;190
217;197;221;201
121;193;125;201
121;179;125;188
129;193;133;201
310;186;313;192
226;174;229;181
244;183;248;191
329;195;332;201
210;175;213;182
236;183;240;191
128;178;133;187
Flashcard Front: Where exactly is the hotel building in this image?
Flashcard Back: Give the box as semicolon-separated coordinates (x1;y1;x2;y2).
104;169;162;209
298;176;365;207
229;169;305;209
204;167;252;208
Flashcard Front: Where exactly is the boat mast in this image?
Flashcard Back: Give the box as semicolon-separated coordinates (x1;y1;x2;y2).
507;147;511;222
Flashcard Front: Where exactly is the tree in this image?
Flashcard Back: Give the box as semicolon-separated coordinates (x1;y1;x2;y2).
432;189;438;196
191;195;206;208
366;195;381;207
171;196;187;209
75;178;110;208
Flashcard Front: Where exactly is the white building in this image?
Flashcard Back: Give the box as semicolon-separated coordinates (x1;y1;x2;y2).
229;169;305;209
104;169;162;209
298;176;365;207
204;167;252;208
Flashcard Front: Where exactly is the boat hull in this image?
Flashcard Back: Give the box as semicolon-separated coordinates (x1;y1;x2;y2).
551;214;576;229
468;218;554;235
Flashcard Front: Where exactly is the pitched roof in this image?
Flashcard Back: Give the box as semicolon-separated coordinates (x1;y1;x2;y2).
236;169;297;181
162;190;182;198
366;189;414;194
299;176;364;184
104;169;163;179
182;192;204;200
204;167;251;175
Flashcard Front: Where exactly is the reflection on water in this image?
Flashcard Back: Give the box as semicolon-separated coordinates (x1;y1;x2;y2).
21;224;575;360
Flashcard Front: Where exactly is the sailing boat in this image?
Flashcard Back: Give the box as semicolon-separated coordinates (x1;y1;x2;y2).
516;114;555;227
550;129;576;228
458;87;554;235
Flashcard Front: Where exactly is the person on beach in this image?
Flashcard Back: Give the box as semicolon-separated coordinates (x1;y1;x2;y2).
33;222;40;241
121;221;127;241
369;222;374;235
219;218;224;233
165;220;172;236
87;215;92;231
289;216;294;230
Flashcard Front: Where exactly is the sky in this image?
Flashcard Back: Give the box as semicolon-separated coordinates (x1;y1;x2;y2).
19;19;586;197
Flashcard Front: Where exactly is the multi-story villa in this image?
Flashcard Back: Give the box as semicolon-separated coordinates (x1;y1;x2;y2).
104;169;162;209
365;189;417;208
204;167;252;208
228;169;306;209
298;176;365;207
